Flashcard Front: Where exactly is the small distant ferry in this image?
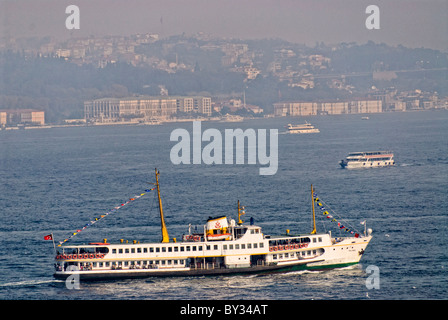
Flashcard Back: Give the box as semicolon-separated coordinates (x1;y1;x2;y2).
340;151;395;169
52;170;372;281
286;122;320;134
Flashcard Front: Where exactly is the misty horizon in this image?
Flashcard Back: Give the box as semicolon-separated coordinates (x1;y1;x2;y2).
1;0;447;52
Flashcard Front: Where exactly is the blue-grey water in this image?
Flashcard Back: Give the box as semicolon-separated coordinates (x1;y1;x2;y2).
0;111;447;300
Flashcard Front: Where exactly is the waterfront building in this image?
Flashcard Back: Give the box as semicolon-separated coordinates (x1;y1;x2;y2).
274;99;383;116
194;96;212;115
84;96;211;122
273;102;318;116
0;109;45;126
0;111;6;126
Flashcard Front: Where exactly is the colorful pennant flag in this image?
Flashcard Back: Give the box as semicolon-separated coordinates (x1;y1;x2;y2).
314;191;362;237
57;187;156;246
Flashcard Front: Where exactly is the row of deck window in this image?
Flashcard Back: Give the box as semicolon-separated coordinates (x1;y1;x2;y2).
272;250;321;260
57;259;186;271
223;243;264;250
109;242;265;255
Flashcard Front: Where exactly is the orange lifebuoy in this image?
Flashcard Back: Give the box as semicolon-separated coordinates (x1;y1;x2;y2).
269;247;274;252
295;244;299;249
273;246;278;251
84;254;89;259
95;254;100;258
67;255;72;259
278;245;283;250
62;255;67;259
89;254;94;259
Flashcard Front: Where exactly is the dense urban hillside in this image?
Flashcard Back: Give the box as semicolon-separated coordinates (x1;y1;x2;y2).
0;35;447;123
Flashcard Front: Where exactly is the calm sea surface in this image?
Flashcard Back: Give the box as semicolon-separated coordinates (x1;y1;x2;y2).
0;111;447;301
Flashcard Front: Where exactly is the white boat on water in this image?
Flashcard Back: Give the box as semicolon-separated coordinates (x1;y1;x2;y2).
51;170;372;281
340;151;395;169
286;122;320;134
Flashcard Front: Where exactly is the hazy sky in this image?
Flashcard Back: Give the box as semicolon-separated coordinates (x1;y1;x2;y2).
1;0;447;51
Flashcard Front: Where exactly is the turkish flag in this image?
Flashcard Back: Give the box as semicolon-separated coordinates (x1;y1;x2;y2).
44;234;53;241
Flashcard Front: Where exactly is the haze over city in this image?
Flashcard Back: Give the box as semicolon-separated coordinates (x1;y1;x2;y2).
1;0;447;51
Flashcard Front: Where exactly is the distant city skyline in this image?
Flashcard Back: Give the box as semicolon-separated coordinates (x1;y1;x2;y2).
1;0;447;51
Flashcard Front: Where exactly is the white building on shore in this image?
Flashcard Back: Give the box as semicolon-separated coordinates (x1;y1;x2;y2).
273;99;383;116
84;96;212;123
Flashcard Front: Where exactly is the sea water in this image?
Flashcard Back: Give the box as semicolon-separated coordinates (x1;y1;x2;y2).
0;111;447;300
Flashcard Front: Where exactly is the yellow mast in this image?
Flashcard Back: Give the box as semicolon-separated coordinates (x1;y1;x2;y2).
310;184;317;234
155;168;170;243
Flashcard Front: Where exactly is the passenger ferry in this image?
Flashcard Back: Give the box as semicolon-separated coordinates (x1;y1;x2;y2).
339;151;395;169
52;170;372;281
286;122;320;134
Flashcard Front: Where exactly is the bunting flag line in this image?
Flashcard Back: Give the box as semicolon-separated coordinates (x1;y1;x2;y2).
57;187;156;246
314;191;360;238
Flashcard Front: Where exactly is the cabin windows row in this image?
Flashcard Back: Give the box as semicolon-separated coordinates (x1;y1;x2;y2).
269;237;313;247
272;250;319;260
111;260;185;267
59;247;109;255
59;259;186;271
111;245;221;255
223;242;264;250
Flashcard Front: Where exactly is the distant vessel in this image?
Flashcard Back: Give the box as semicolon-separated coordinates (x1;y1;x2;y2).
52;170;372;281
220;114;243;122
286;121;320;134
361;116;369;120
340;151;395;169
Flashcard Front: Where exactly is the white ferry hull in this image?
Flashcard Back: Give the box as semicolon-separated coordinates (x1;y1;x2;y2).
53;235;371;281
286;122;319;134
340;160;394;169
288;129;320;134
340;151;395;169
52;173;372;282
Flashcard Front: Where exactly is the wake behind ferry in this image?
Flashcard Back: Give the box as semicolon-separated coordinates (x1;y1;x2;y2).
52;169;372;281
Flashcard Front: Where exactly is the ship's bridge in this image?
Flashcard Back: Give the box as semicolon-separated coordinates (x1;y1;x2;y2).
233;225;263;241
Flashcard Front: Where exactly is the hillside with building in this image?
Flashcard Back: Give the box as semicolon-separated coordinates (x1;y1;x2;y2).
0;33;447;125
